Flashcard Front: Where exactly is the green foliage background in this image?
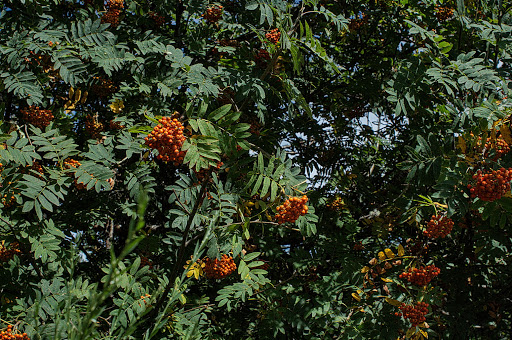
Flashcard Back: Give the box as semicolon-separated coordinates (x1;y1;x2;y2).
1;0;512;339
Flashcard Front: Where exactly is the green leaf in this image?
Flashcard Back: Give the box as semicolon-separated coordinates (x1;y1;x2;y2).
207;104;232;121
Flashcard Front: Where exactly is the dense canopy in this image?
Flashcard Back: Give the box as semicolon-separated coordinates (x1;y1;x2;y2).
1;0;512;339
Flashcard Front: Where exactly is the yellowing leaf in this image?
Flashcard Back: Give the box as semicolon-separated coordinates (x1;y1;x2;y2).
419;329;428;338
361;266;370;273
74;88;82;102
80;91;88;104
406;326;416;338
384;248;395;259
500;125;512;144
381;277;393;283
109;99;125;114
385;297;401;307
398;244;405;256
351;292;361;301
457;136;467;153
378;251;386;261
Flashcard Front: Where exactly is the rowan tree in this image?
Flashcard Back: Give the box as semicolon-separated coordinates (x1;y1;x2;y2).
1;0;512;339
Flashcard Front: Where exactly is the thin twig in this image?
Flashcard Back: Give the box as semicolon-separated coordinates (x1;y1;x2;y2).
149;175;210;316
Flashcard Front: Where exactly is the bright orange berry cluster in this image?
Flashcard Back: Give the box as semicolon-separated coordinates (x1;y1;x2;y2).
395;302;429;327
424;215;454;238
149;11;165;27
64;158;81;170
138;293;151;307
85;115;104;138
436;6;454;21
265;28;281;44
275;196;308;224
399;265;440;286
0;325;29;340
144;117;187;165
255;49;271;67
203;254;236;279
0;242;21;263
468;168;512;202
20;106;54;128
203;5;223;23
484;136;510;159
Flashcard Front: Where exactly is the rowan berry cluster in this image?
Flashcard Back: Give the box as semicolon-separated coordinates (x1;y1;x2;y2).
203;5;223;23
1;192;15;207
64;158;81;170
109;118;124;130
353;241;365;251
254;260;269;271
30;161;44;180
203;254;236;279
348;14;367;31
424;215;454;238
399;265;440;286
149;12;165;27
140;255;153;269
395;302;429;327
219;39;240;47
255;49;271;67
406;239;428;257
102;0;123;27
468;168;512;202
265;28;281;44
0;242;21;263
194;161;223;182
74;174;96;190
101;9;121;27
20;106;54;128
145;117;187;165
75;181;88;190
85;115;104;138
138;293;151;307
248;117;262;135
484;136;510;159
275;196;308;224
436;6;454;21
91;77;117;97
0;325;29;340
327;196;345;211
106;0;124;9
